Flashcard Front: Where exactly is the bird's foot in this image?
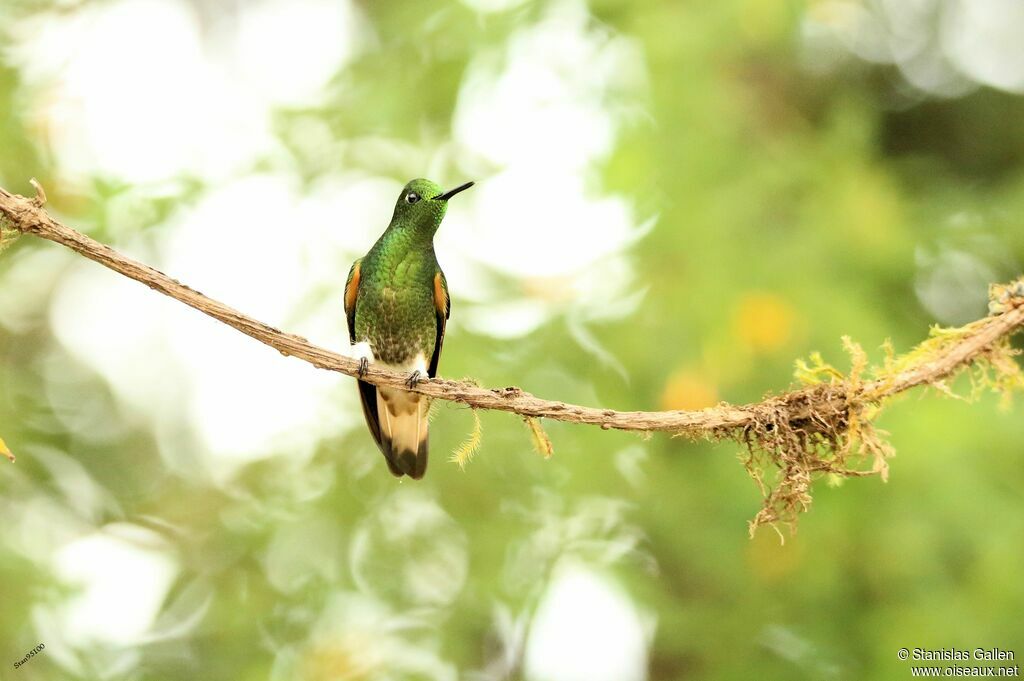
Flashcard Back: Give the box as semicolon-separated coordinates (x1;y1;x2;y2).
358;357;369;379
405;370;422;389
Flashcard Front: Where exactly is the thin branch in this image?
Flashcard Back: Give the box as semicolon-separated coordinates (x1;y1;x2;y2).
1;182;1022;437
6;181;1024;531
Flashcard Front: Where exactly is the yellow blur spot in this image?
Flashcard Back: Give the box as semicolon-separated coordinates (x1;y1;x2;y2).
0;437;13;463
661;370;718;411
733;292;796;353
299;636;377;681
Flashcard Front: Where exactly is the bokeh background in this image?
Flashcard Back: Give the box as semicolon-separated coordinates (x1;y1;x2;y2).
2;0;1023;679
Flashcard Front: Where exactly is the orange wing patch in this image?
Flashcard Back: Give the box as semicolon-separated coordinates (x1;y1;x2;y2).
345;261;361;315
429;271;449;378
433;272;449;318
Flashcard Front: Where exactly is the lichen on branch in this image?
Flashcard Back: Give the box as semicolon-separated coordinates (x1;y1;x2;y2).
739;310;1024;536
1;181;1022;534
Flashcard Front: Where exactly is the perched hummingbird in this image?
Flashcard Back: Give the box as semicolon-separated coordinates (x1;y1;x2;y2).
344;178;473;479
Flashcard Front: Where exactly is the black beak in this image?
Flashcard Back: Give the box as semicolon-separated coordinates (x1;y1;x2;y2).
433;181;474;201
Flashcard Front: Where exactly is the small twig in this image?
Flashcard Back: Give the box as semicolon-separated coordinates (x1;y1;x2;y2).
29;178;46;207
524;417;554;458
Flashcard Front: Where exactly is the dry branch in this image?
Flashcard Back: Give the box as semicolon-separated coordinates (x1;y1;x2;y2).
2;181;1023;531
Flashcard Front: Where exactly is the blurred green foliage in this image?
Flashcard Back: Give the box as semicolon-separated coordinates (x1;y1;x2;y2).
1;1;1023;680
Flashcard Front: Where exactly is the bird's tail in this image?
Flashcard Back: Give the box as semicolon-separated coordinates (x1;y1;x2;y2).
376;386;429;479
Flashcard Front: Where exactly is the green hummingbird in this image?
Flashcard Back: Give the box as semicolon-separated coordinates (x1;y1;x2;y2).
344;178;474;479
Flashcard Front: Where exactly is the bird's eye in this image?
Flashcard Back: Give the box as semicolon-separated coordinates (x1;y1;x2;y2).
405;192;421;204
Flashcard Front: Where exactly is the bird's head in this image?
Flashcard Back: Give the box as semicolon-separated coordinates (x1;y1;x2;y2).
390;178;473;237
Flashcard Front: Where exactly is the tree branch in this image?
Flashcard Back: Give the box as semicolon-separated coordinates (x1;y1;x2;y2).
2;180;1023;530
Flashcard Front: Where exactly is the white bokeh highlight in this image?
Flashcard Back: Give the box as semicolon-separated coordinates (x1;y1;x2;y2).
447;0;650;336
48;174;385;479
801;0;1024;97
943;0;1024;93
524;563;652;681
5;0;370;184
47;524;179;646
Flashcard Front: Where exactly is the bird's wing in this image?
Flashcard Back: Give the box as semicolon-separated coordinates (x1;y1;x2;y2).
345;258;397;473
428;270;450;378
344;258;361;344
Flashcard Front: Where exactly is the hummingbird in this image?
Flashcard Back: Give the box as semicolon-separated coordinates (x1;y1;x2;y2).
344;178;474;479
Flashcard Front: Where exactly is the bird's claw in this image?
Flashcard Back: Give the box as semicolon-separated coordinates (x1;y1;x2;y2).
358;357;369;379
406;370;422;389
